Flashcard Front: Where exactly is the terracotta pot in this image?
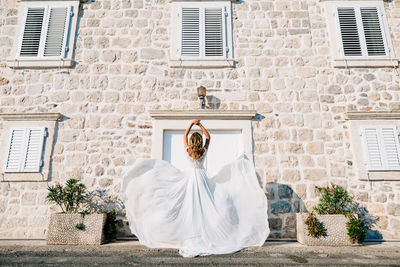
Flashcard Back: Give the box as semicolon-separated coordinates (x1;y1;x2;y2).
296;213;354;246
47;213;107;245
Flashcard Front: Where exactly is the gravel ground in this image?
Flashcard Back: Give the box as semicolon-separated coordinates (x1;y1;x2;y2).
0;240;399;266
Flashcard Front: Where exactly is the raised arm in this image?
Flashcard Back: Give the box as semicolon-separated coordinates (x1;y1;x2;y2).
197;121;210;150
184;120;198;149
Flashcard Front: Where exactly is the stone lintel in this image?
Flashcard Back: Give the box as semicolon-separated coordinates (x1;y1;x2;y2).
17;0;84;2
346;112;400;120
149;110;257;120
170;0;238;2
0;113;63;121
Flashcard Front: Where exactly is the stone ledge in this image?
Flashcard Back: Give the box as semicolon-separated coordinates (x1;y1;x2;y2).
170;0;238;2
0;113;63;121
359;171;400;182
17;0;84;2
332;58;399;68
7;59;74;69
149;110;256;120
346;112;400;120
1;173;47;182
169;59;235;68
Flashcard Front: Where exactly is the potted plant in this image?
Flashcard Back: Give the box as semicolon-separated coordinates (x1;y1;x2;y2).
297;183;367;246
46;179;117;245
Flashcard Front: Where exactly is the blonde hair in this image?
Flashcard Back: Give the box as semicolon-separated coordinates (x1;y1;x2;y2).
188;132;204;160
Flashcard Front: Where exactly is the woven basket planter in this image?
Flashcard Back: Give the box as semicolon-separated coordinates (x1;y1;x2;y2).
47;213;107;245
296;213;354;246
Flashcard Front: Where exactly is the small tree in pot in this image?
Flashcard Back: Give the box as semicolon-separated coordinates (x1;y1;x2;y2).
297;183;367;246
46;179;87;214
46;179;117;245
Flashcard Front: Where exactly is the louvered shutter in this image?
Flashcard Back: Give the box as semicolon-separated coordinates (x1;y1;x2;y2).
3;128;26;172
360;7;386;56
337;7;362;56
20;7;46;57
3;127;45;173
362;127;384;170
381;126;400;170
18;5;72;59
181;8;200;57
336;5;387;58
362;126;400;171
204;8;223;57
21;128;46;172
44;7;69;57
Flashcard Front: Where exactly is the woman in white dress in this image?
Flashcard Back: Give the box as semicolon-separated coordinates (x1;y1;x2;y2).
121;120;269;257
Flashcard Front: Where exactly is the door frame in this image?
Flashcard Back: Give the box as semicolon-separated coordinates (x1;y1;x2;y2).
149;110;256;162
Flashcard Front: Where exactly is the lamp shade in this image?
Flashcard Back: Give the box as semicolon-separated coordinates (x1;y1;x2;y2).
197;86;206;97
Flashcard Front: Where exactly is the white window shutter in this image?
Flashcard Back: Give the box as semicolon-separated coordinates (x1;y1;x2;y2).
3;128;26;172
381;126;400;170
19;5;72;59
362;126;384;170
362;126;400;171
360;7;386;56
44;6;70;57
21;128;46;172
3;127;46;173
181;8;200;57
204;7;223;57
337;7;362;56
20;7;46;57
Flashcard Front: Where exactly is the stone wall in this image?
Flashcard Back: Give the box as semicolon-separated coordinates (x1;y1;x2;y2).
0;0;400;239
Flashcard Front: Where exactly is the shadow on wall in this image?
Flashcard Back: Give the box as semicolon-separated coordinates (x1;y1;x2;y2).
264;182;382;241
47;115;69;182
352;202;382;241
266;182;307;239
206;95;221;109
71;1;93;69
86;189;130;238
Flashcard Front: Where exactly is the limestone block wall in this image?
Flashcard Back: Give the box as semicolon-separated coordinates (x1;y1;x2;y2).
0;0;400;240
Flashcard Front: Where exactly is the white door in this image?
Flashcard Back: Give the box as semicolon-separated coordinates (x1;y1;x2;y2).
163;130;243;176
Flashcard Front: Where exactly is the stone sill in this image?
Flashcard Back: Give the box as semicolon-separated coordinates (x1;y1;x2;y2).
0;113;62;121
1;172;47;182
333;58;399;68
170;0;238;2
346;112;400;120
18;0;84;2
7;59;74;69
149;110;256;120
359;171;400;181
169;59;235;68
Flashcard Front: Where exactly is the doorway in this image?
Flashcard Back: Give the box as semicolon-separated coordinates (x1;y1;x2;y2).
163;130;242;175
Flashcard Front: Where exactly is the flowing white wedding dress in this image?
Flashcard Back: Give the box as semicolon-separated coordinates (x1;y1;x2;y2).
121;148;269;257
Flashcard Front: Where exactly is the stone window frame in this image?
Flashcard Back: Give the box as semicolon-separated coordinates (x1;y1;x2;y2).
347;112;400;181
323;0;398;68
0;113;62;182
169;0;236;68
149;110;255;162
6;0;81;69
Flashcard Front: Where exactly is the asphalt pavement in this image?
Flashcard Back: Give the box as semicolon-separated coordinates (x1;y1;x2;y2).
0;239;399;266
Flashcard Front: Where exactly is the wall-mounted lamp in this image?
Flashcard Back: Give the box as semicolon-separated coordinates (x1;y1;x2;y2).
197;86;207;109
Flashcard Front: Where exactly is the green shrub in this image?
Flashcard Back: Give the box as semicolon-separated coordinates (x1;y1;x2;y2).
75;223;85;230
103;209;117;240
46;179;87;213
314;184;353;215
347;215;367;244
305;213;326;238
304;183;368;244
